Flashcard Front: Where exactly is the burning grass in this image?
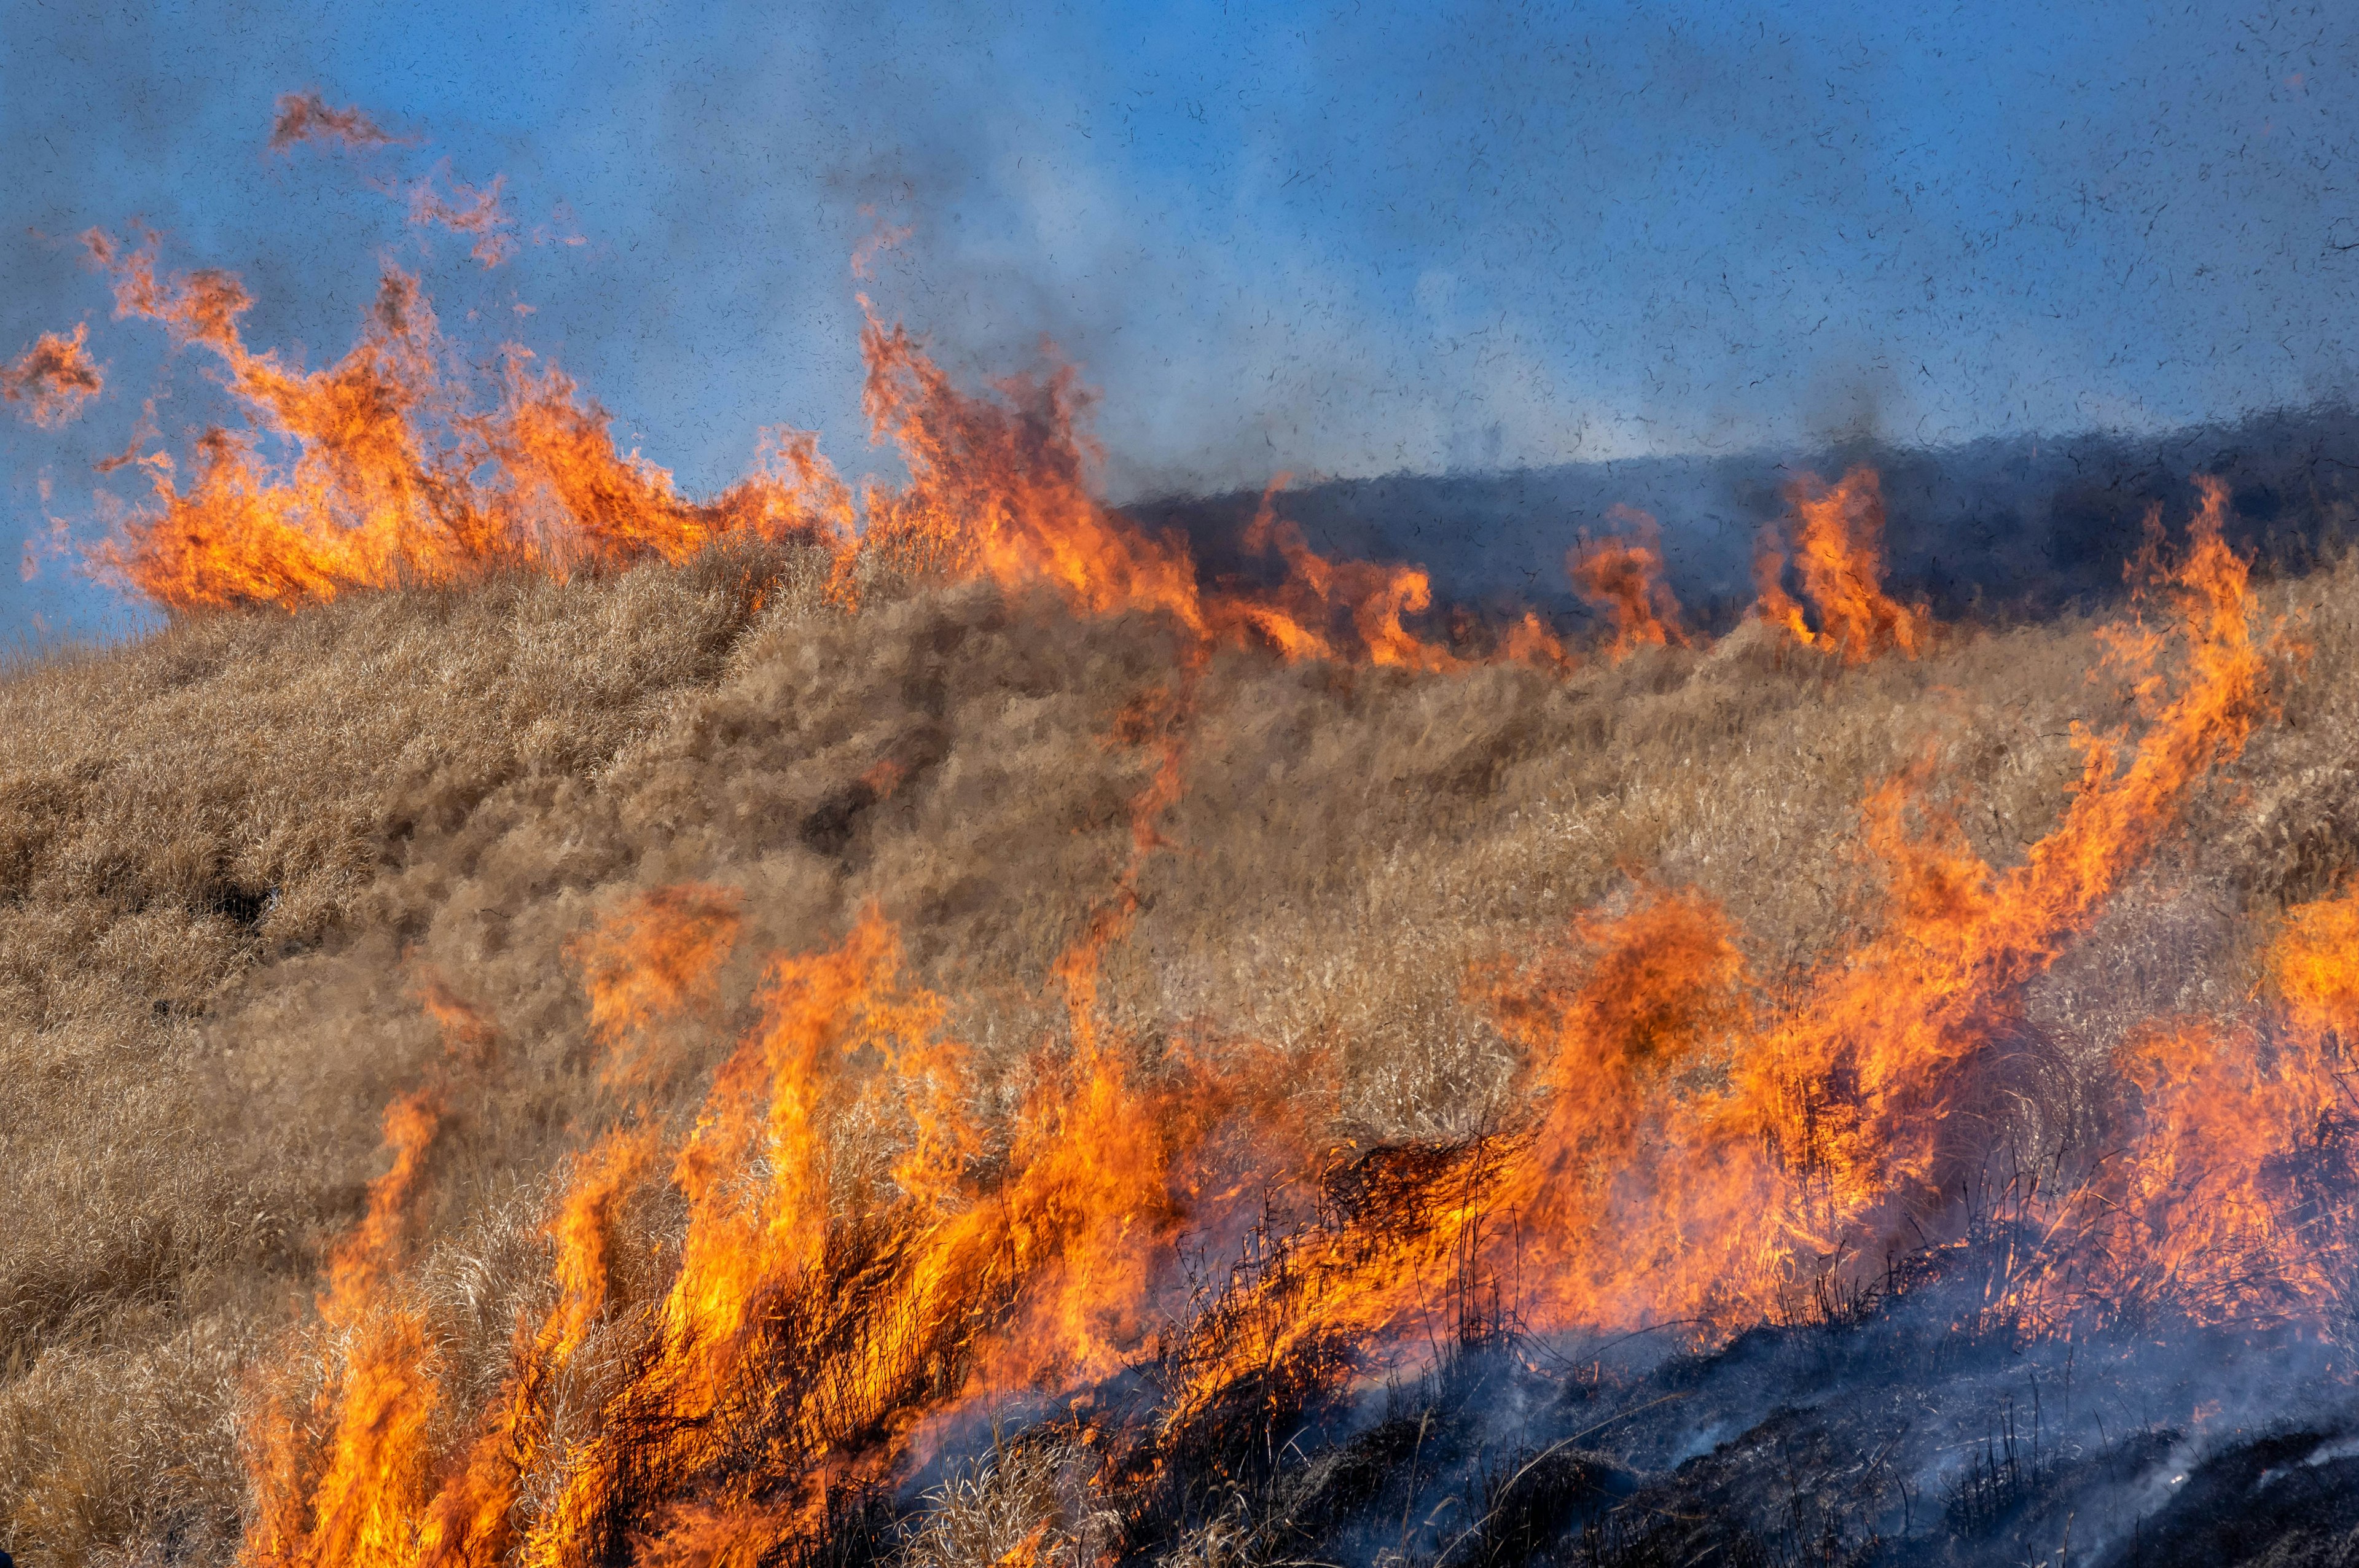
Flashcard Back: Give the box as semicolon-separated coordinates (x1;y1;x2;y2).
7;177;2359;1568
2;482;2357;1565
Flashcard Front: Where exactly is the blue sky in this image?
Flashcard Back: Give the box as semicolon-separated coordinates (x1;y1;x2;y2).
4;0;2357;636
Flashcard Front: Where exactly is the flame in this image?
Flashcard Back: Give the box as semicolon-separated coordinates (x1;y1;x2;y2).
63;166;2347;1558
2073;882;2359;1325
286;1093;443;1568
491;901;1241;1568
2269;884;2359;1041
76;236;1540;668
245;983;493;1568
81;236;852;612
242;679;1277;1564
1497;609;1573;672
1160;476;2277;1397
2;322;103;428
1717;478;2264;1280
1753;526;1815;647
855;322;1466;669
1568;505;1684;658
2097;1014;2347;1324
571;882;745;1087
1755;467;1931;661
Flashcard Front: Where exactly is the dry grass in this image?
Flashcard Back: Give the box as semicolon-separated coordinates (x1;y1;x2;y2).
0;537;2349;1565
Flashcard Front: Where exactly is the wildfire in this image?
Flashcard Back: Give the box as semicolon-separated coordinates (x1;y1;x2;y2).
245;986;495;1568
79;233;852;612
69;230;1530;669
230;466;2349;1568
42;118;2358;1566
854;318;1467;669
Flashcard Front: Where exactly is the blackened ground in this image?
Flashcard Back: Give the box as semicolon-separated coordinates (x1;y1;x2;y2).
909;1274;2358;1568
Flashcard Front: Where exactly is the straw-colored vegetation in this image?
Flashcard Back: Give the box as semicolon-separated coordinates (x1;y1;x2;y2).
0;537;2349;1565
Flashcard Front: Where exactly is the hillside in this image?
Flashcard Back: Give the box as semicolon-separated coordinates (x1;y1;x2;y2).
2;492;2358;1562
4;210;2359;1568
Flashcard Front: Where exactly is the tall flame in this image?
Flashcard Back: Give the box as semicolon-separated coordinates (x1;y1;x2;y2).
75;236;1568;671
1568;506;1684;658
1160;475;2276;1400
82;235;852;612
855;321;1466;669
59;176;2352;1562
1754;467;1931;661
246;987;495;1568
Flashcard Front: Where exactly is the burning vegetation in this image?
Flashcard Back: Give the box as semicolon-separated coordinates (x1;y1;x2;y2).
10;125;2359;1568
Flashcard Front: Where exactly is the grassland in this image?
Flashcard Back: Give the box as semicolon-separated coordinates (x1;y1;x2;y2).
0;535;2350;1565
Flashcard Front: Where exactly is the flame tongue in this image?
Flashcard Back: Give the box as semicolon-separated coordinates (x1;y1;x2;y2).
857;326;1468;669
2;321;104;428
1570;505;1685;658
83;236;853;614
1755;467;1932;661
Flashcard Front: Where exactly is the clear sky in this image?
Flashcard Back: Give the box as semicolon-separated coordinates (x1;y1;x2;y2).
4;0;2357;637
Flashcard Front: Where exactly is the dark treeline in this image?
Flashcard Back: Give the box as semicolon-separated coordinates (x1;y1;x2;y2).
1136;403;2359;633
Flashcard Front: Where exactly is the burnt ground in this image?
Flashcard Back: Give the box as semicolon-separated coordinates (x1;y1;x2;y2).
894;1278;2359;1568
1183;1301;2353;1568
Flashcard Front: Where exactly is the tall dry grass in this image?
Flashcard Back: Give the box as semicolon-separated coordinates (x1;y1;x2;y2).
0;536;2349;1565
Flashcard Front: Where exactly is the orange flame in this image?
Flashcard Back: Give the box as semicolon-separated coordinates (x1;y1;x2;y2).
855;321;1469;669
1497;609;1573;671
491;901;1240;1568
1755;467;1930;661
80;235;852;612
245;983;495;1568
295;1091;444;1568
1165;477;2275;1393
248;481;2299;1564
2081;881;2359;1324
241;484;2312;1563
1718;478;2263;1271
1568;505;1684;658
62;173;2342;1560
245;682;1262;1564
571;882;745;1088
76;236;1536;668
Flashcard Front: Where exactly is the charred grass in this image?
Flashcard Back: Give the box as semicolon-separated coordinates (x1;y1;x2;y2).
0;540;2355;1566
